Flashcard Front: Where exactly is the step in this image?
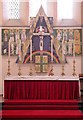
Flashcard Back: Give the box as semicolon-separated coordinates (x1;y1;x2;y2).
3;100;79;105
2;110;83;119
3;104;79;110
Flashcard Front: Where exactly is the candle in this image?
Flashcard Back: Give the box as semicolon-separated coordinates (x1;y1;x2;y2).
8;39;10;60
73;39;75;59
51;36;53;62
18;39;21;62
62;33;64;62
30;37;32;61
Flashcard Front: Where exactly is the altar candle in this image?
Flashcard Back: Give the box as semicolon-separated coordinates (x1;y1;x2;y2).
30;38;32;61
73;40;75;59
18;39;21;62
62;42;63;61
62;33;64;62
8;39;10;60
51;36;53;62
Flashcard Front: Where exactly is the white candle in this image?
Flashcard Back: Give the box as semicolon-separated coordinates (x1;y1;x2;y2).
51;36;53;62
62;33;64;62
73;40;75;59
18;39;21;62
8;39;10;60
30;38;32;61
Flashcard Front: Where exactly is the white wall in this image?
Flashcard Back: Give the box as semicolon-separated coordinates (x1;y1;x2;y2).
0;1;2;26
47;1;81;26
47;1;57;25
73;2;81;26
0;28;2;95
1;1;82;26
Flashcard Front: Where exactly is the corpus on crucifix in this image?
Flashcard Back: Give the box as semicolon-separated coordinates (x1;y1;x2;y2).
40;36;43;51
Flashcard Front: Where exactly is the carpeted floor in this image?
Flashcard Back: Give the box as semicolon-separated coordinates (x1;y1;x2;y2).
2;100;83;120
3;100;79;110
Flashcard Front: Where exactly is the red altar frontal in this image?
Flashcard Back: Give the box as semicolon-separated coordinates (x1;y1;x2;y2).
4;76;80;100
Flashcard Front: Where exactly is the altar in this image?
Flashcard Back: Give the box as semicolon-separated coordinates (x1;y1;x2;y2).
4;76;79;100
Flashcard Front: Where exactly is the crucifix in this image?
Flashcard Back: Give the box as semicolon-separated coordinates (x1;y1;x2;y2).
40;36;43;51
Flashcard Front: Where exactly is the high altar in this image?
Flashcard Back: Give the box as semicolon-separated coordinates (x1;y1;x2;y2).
4;76;79;100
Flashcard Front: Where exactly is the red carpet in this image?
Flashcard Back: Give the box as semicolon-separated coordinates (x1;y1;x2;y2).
3;100;79;110
2;110;83;119
3;99;79;105
2;100;83;120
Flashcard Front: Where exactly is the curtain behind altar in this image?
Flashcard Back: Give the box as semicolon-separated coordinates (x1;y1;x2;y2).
4;80;79;100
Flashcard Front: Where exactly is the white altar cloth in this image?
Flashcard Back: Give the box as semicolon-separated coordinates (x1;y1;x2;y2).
5;76;79;81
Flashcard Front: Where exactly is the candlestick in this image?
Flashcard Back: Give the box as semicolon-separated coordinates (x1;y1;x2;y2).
72;39;77;76
7;39;11;75
48;35;54;76
61;33;65;76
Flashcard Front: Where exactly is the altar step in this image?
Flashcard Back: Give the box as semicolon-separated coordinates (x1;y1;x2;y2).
2;109;83;120
3;100;79;110
3;99;79;105
2;100;83;120
3;104;79;110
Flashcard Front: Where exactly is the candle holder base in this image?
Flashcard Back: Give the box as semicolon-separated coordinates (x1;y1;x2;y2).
61;72;65;76
7;72;11;76
29;67;33;76
48;65;54;76
72;73;77;76
18;72;22;76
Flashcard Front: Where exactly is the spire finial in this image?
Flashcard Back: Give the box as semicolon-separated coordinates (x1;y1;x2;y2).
41;0;42;6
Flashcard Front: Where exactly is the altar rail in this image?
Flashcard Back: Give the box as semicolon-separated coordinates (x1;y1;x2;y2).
4;76;79;100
